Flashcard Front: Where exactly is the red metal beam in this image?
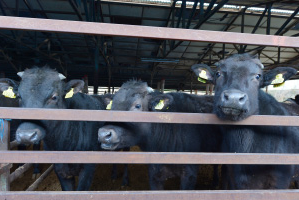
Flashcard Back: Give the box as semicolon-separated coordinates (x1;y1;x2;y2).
2;151;299;165
1;190;299;200
0;108;299;126
0;16;298;48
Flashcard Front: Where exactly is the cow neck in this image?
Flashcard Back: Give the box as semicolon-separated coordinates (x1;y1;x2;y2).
221;90;295;154
42;93;104;151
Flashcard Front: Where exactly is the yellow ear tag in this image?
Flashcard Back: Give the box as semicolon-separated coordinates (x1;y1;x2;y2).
65;88;74;98
273;82;285;88
199;70;208;80
271;74;284;85
2;86;16;98
155;100;165;110
106;100;112;110
198;77;206;83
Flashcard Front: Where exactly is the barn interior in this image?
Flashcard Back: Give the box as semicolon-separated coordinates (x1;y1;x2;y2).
0;0;298;94
1;0;299;192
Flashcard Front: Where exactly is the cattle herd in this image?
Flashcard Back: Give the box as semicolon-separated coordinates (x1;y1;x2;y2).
1;53;299;191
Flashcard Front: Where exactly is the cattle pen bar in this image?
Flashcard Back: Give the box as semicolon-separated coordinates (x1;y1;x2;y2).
1;14;299;200
0;16;298;48
0;108;298;126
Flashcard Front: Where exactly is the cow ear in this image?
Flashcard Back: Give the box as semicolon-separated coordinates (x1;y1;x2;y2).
0;78;19;98
65;80;84;98
149;94;173;111
191;64;214;84
261;67;297;88
102;94;114;109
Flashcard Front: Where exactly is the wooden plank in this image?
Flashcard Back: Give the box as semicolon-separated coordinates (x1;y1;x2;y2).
1;151;299;165
0;16;298;48
0;108;299;126
0;121;10;191
1;190;299;200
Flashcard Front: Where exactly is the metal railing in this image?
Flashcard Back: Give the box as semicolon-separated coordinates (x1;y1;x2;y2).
0;16;299;200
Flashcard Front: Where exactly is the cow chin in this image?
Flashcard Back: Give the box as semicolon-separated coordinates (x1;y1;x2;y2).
216;105;249;121
101;142;119;150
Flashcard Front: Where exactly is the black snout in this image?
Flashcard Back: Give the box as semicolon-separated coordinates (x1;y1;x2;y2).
16;130;39;144
221;89;248;107
100;131;113;142
98;127;120;150
220;89;248;116
16;122;46;145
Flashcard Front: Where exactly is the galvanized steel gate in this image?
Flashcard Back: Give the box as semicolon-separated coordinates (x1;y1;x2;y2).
1;16;299;200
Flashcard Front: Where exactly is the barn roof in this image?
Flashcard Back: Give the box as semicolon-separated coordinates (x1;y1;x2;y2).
0;0;298;91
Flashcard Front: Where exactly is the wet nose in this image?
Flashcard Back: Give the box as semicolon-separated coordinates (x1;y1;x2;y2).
16;130;39;144
98;131;113;142
221;90;248;106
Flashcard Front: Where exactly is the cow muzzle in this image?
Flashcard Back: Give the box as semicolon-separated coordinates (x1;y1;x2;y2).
16;122;46;145
98;128;120;150
220;89;248;116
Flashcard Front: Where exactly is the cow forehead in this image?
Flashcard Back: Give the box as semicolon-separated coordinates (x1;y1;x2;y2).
112;89;146;109
219;60;262;75
19;73;62;96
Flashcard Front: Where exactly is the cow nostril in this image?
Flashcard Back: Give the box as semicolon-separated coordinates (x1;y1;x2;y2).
30;131;38;140
239;95;247;103
224;94;229;101
105;132;112;140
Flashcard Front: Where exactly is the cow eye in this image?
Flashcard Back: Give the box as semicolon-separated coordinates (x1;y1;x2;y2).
255;74;261;80
135;104;141;109
51;95;58;101
215;71;221;78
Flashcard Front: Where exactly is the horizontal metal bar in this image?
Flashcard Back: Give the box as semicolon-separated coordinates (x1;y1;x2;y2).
0;108;299;126
1;107;299;126
0;16;298;47
1;190;299;200
1;151;299;165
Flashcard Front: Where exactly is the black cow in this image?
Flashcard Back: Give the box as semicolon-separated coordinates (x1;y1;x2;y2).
191;53;299;189
0;67;111;191
98;80;221;190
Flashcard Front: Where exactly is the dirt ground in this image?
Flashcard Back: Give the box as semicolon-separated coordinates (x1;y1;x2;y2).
10;146;219;191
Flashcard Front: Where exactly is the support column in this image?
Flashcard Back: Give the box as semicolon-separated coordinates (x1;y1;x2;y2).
161;79;165;93
0;120;11;191
94;45;99;95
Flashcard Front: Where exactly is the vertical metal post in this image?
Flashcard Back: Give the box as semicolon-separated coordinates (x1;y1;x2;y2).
267;3;272;35
161;79;165;93
94;44;99;95
277;47;281;63
240;9;245;52
0;120;11;191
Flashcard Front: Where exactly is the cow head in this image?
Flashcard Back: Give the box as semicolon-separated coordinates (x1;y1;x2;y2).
191;53;297;121
98;80;157;150
0;66;85;143
110;80;155;111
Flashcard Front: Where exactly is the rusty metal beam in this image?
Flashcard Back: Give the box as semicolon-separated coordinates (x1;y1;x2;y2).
26;165;54;191
2;151;299;165
9;163;33;183
2;190;299;200
0;108;299;126
0;16;299;48
1;190;299;200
